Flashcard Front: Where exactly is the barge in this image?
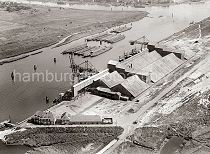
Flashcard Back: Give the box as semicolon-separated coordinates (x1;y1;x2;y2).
87;33;111;41
110;26;132;33
61;44;87;54
91;46;112;57
106;34;125;44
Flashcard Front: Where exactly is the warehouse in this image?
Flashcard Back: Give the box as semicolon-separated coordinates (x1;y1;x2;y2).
147;43;186;60
122;51;162;71
30;110;56;125
95;71;125;89
56;114;103;125
112;75;149;99
142;53;183;82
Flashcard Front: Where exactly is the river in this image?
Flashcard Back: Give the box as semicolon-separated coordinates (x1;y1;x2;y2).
0;1;210;153
0;1;210;123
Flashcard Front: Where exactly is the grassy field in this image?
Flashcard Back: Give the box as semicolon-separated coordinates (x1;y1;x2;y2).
5;126;124;153
0;2;148;60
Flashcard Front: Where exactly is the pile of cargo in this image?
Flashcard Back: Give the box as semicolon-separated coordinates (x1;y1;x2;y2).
75;46;98;56
105;34;125;44
61;44;112;58
83;46;112;57
61;44;87;54
86;33;112;42
86;33;125;44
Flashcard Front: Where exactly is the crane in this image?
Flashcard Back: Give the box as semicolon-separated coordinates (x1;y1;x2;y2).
129;36;149;51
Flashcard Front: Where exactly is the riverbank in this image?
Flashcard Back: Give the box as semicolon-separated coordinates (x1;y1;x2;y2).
111;14;210;154
0;2;148;61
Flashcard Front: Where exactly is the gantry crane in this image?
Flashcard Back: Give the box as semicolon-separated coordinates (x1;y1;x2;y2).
129;36;149;51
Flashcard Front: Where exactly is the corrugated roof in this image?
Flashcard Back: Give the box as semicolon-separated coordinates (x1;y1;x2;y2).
121;75;149;97
142;53;183;82
122;51;162;71
136;70;150;76
108;60;119;66
162;53;183;70
141;50;163;64
69;114;101;122
116;63;126;70
100;71;124;88
156;43;195;59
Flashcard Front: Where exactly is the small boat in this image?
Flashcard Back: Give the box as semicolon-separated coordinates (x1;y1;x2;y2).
0;120;11;129
119;56;124;62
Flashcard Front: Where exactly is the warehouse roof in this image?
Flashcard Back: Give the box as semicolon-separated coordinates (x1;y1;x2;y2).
100;71;124;88
69;114;101;122
142;53;183;82
162;53;183;70
108;60;119;66
121;75;149;97
122;51;162;71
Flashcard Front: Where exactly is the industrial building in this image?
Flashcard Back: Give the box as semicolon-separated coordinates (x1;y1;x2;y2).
107;50;184;83
112;75;149;99
142;53;183;82
71;44;185;99
30;110;56;125
59;114;113;125
94;71;125;88
147;43;195;60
